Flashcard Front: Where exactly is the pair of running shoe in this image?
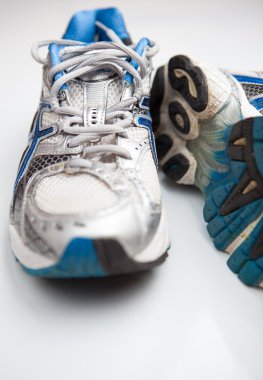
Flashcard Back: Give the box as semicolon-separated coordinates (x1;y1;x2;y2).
9;8;263;287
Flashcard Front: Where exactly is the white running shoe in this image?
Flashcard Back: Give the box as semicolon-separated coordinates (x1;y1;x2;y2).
150;54;263;286
9;8;170;278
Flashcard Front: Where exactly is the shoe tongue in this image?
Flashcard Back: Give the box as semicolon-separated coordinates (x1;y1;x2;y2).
68;75;123;125
63;8;131;44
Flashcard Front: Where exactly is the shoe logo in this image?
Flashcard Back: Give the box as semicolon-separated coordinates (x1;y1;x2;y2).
14;102;57;194
134;114;158;166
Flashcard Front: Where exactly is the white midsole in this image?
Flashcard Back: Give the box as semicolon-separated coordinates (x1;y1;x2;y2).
133;207;170;263
9;207;171;270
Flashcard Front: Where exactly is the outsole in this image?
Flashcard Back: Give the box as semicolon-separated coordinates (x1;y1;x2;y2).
151;55;263;286
204;118;263;286
168;55;208;113
18;238;168;279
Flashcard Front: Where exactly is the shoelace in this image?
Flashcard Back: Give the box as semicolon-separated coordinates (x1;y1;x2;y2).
31;25;158;166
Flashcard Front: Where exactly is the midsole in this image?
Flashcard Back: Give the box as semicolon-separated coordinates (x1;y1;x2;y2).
9;207;170;269
9;224;56;269
133;207;170;263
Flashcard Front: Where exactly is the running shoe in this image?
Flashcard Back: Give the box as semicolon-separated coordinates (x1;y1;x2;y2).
9;8;170;278
151;55;263;286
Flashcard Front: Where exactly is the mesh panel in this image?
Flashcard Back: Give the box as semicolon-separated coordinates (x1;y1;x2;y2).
241;83;263;99
68;81;84;111
35;173;118;215
42;111;60;129
40;135;64;144
107;79;122;108
26;155;71;181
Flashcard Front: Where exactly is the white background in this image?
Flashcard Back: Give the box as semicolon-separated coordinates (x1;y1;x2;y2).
1;0;263;379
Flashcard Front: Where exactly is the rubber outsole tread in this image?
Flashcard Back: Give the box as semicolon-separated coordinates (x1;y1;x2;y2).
162;154;190;182
151;54;263;286
155;134;173;160
206;118;263;285
168;55;208;112
168;101;191;135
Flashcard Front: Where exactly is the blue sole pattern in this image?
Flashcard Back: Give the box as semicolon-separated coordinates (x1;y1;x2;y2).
22;238;106;278
204;117;263;286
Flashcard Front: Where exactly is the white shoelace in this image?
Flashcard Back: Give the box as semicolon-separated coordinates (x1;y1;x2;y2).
31;24;158;165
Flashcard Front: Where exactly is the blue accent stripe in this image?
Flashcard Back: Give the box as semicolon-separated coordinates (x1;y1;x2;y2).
250;97;263;111
233;75;263;85
139;96;150;110
124;38;151;85
49;44;66;83
137;116;158;166
14;103;55;193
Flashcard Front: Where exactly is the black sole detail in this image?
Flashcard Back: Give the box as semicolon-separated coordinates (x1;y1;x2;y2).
251;232;263;260
155;134;173;160
95;239;168;275
162;154;190;182
220;118;263;216
150;66;165;131
168;55;208;113
168;101;190;134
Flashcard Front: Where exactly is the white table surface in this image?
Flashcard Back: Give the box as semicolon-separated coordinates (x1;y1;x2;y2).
1;0;263;379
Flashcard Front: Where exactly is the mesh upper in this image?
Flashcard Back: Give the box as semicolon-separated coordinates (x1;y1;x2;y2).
68;80;84;111
26;155;71;182
42;111;61;129
34;173;118;215
30;66;159;218
107;79;122;107
241;83;263;99
68;77;122;111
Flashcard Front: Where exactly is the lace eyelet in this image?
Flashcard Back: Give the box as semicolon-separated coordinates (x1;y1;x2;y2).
58;90;66;101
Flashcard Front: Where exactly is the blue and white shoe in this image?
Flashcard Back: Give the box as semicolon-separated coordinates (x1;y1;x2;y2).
151;55;263;286
9;8;170;278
